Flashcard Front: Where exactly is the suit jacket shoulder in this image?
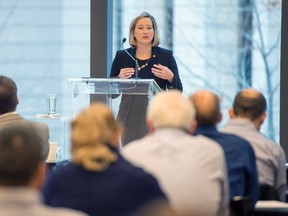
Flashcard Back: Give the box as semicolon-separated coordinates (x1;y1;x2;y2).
153;46;173;55
114;46;173;61
0;113;50;161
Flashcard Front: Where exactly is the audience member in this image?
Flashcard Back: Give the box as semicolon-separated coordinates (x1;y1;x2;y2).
0;75;49;161
122;90;229;216
190;90;259;206
43;103;167;216
221;88;287;201
0;124;86;216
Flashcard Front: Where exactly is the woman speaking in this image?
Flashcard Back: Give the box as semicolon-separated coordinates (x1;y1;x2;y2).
110;12;183;145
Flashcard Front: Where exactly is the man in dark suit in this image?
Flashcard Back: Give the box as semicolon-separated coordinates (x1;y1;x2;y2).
190;90;259;206
0;75;49;161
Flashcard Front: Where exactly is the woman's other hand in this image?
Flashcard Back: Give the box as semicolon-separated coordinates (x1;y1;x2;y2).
118;68;135;79
152;64;174;83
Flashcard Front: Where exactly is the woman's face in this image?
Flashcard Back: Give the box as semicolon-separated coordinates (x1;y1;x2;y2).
134;17;154;46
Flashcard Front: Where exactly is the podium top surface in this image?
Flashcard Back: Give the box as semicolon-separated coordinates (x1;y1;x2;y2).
68;78;161;95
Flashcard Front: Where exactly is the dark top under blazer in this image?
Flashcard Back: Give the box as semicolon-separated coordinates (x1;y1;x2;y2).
110;46;183;91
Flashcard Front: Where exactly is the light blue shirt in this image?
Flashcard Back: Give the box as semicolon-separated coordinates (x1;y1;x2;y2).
221;118;287;201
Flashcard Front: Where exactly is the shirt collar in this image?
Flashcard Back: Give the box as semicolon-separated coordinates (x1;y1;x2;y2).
0;111;18;119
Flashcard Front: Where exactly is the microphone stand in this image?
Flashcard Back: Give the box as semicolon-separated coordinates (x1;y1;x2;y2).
122;38;139;80
135;59;139;80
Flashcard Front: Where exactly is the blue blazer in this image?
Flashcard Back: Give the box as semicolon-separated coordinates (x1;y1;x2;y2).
43;146;168;216
195;125;259;205
110;46;183;91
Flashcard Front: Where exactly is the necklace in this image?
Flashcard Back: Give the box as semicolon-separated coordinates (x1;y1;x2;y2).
136;58;150;71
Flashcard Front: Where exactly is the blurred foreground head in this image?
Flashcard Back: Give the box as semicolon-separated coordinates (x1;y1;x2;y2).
146;90;196;133
0;124;42;186
71;103;122;171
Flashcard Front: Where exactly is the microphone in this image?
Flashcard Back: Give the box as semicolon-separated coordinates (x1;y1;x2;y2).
121;38;139;79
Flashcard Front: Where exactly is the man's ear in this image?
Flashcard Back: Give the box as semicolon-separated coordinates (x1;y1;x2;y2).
217;112;223;123
146;119;154;133
228;108;234;119
254;112;267;131
259;112;267;125
188;119;197;135
29;163;46;189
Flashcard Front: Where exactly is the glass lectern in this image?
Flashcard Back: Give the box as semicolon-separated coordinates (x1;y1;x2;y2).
68;78;162;146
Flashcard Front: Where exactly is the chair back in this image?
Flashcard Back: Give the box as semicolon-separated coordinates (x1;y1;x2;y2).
259;184;279;201
230;196;253;216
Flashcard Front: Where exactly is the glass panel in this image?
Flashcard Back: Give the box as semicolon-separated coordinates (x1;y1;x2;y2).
68;78;161;118
0;0;90;159
113;0;281;143
0;0;90;116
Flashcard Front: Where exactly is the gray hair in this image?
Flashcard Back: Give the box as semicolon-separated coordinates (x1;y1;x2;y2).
147;90;195;130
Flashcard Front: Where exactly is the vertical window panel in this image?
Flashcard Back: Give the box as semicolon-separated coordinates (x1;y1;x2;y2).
114;0;281;143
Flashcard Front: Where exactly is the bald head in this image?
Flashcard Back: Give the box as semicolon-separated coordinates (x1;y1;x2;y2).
233;88;266;121
190;90;220;126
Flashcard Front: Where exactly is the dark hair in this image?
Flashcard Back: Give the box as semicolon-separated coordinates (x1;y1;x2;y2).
0;125;41;186
233;90;267;121
0;75;18;115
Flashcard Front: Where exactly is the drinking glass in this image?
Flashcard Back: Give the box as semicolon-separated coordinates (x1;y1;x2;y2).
46;94;57;115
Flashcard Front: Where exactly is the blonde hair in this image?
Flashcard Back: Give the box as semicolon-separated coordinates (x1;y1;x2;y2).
147;90;195;131
129;12;160;47
71;103;121;171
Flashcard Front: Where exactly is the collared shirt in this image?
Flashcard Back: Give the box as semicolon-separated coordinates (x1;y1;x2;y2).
195;125;259;205
122;128;230;216
0;111;17;119
0;187;87;216
221;118;287;201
